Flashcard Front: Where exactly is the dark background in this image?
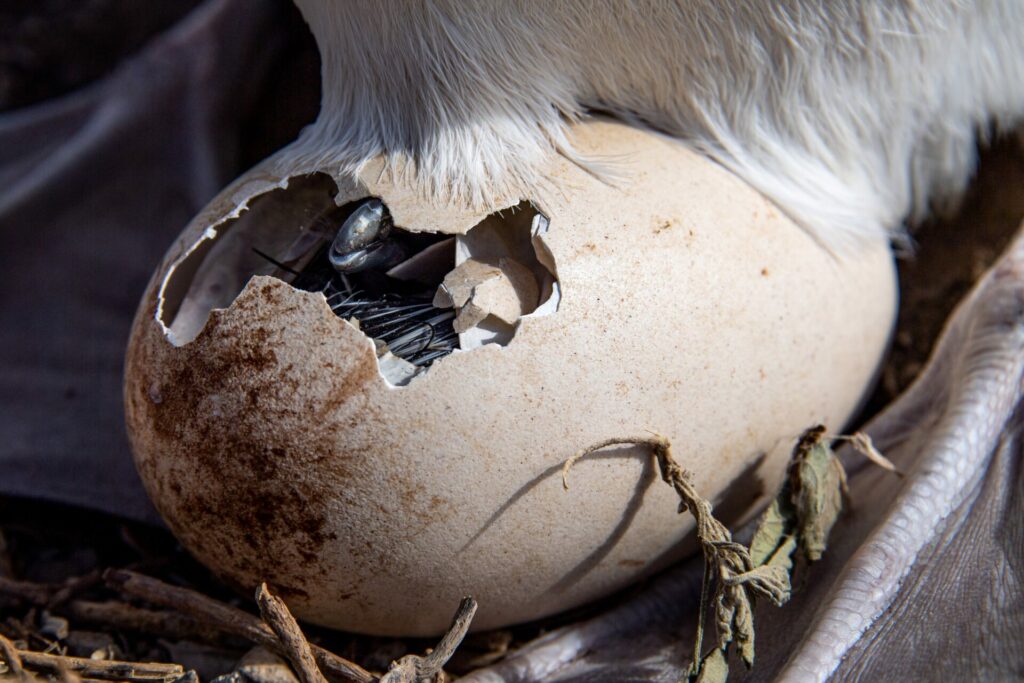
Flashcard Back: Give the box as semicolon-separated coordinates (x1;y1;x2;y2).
0;0;320;522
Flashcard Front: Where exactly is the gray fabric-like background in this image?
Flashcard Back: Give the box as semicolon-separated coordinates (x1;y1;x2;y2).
0;0;316;523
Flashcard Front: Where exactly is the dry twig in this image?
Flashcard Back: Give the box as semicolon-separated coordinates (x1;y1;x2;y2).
46;571;102;610
380;597;477;683
62;600;229;644
256;584;326;683
0;577;53;605
0;632;29;682
54;658;83;683
0;575;228;645
104;570;372;683
15;649;181;683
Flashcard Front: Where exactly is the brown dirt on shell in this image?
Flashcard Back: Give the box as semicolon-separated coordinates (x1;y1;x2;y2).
127;281;394;603
129;272;471;626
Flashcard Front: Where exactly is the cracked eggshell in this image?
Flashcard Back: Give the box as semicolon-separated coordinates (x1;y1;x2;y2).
125;120;896;636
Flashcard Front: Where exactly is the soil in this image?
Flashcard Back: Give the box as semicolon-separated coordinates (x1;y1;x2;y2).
880;137;1024;400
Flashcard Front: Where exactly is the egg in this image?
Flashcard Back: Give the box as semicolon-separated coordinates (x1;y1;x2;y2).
124;120;896;636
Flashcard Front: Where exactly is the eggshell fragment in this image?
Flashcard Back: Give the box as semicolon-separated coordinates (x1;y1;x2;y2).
435;257;539;332
124;120;897;636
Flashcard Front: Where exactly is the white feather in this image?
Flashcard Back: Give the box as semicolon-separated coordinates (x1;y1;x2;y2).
287;0;1024;250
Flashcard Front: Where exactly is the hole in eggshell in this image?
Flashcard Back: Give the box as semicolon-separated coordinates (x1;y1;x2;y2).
158;173;559;385
158;173;342;344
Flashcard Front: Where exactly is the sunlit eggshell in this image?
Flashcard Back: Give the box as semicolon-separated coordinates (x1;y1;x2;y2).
124;120;896;636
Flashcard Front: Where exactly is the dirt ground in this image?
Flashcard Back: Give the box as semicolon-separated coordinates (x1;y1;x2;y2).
879;137;1024;402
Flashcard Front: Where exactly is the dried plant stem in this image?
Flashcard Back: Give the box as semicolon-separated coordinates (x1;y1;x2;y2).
563;435;791;681
0;632;28;681
421;597;477;676
15;649;182;683
0;576;228;645
380;597;478;683
0;576;53;605
46;571;102;609
64;600;229;644
104;570;372;683
0;572;101;609
256;583;327;683
55;659;83;683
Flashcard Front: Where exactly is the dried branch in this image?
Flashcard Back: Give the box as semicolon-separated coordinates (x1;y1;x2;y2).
256;584;326;683
380;597;477;683
16;649;181;683
54;658;83;683
104;570;372;683
0;576;53;605
46;571;102;609
421;597;476;675
0;574;229;644
64;600;230;644
0;632;29;682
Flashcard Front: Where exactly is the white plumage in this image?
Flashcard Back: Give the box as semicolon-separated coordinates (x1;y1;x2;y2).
287;1;1024;250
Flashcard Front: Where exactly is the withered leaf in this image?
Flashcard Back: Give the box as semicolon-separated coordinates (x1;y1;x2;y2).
792;434;845;561
725;563;791;607
733;587;755;668
765;534;798;575
694;647;729;683
567;429;854;683
748;496;793;568
848;431;903;476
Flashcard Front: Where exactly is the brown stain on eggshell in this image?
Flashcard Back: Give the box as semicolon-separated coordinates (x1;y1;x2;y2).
128;279;383;601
